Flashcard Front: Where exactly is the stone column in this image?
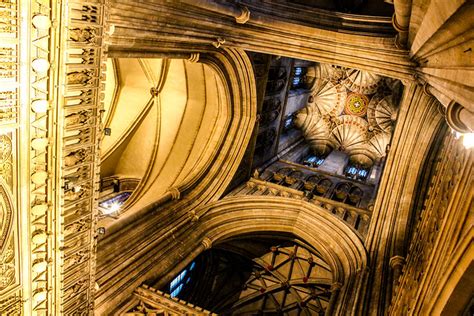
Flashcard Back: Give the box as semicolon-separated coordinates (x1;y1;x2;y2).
325;282;343;316
392;0;412;47
362;84;443;314
389;255;406;300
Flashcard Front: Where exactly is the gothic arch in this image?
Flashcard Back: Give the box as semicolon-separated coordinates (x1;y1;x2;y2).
184;195;368;314
95;47;257;312
98;47;257;233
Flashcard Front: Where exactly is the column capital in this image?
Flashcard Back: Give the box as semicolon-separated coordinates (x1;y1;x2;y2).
168;187;181;200
235;6;250;24
201;237;212;250
446;101;473;133
389;255;406;269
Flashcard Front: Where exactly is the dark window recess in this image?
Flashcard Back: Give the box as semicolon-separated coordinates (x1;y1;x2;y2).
169;261;196;298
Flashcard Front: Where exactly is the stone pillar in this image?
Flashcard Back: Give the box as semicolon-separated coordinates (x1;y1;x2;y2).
389;255;406;301
423;83;474;133
325;282;343;316
392;0;412;48
446;102;474;134
362;84;443;314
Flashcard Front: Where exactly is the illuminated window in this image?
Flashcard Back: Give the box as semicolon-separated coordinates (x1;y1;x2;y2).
169;261;195;298
303;154;325;168
99;191;131;214
283;114;295;131
291;67;307;89
344;164;370;181
170;284;184;298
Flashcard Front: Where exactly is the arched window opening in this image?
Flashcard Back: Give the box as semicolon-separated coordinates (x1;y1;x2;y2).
347;187;363;206
283;114;295;132
99;191;131;215
282;170;303;188
344;163;370;181
331;182;363;206
291;66;308;90
302;153;325;168
332;182;351;202
169;261;195;298
314;178;333;197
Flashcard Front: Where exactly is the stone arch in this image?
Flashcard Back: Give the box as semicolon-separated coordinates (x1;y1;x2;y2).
99;47;257;233
181;195;368;314
95;47;257;313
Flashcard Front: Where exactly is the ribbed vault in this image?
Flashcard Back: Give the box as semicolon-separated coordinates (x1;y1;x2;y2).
99;57;229;225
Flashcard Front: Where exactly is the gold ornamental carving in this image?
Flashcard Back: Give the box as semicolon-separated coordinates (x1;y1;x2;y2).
0;179;13;254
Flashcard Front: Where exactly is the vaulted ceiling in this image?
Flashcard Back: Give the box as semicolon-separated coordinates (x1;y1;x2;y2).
295;64;402;167
99;57;227;225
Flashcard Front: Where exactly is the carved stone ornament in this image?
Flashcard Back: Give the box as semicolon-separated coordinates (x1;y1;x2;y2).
0;179;13;253
0;239;15;291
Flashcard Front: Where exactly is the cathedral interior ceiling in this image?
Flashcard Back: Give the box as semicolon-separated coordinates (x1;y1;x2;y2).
295;63;401;168
99;57;228;229
0;0;472;314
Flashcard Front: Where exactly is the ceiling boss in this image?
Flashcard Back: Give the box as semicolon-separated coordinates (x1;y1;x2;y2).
345;93;369;117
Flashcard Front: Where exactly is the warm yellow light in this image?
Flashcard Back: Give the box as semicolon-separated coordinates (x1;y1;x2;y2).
33;291;47;303
32;261;48;273
31;171;48;185
31;138;48;151
32;58;50;73
462;133;474;149
31;204;48;216
32;15;51;30
31;100;49;113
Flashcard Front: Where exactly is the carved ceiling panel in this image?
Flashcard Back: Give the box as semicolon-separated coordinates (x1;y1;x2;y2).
295;63;401;167
231;243;333;315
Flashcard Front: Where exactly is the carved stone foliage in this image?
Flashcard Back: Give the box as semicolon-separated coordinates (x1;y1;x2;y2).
0;0;108;314
390;133;471;314
0;180;13;254
57;1;107;314
0;239;15;291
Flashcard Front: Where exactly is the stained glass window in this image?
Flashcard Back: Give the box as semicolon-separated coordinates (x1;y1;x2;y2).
99;191;131;214
291;67;307;89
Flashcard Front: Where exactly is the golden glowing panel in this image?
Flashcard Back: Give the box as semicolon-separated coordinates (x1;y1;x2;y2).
345;93;369;117
0;180;12;254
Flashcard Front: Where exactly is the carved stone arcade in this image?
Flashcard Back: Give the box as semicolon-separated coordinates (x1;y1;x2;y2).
0;0;106;314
